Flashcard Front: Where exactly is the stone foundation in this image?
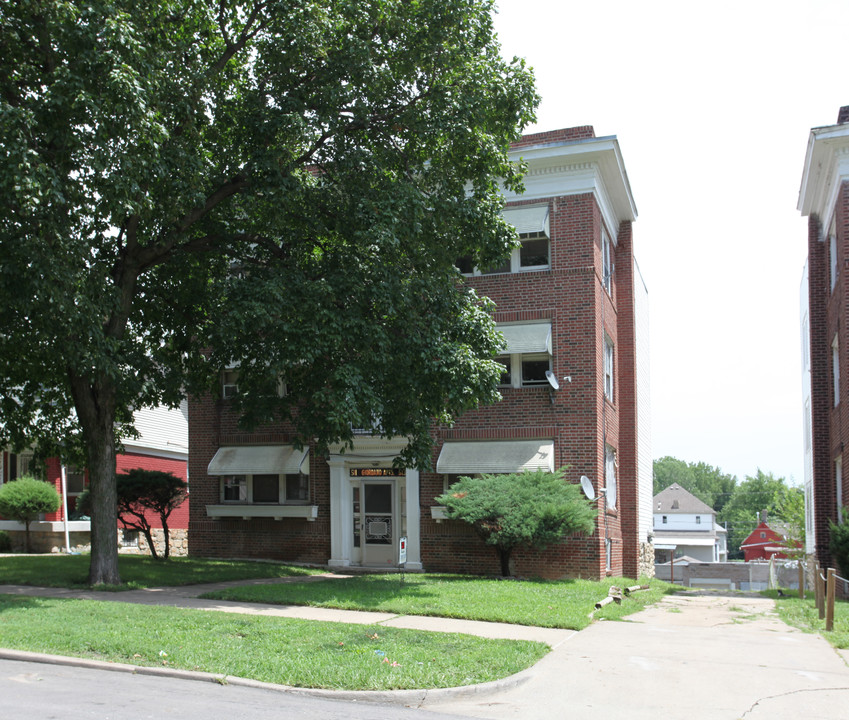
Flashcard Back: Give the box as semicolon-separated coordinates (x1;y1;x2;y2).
638;540;655;579
0;526;187;557
133;528;188;558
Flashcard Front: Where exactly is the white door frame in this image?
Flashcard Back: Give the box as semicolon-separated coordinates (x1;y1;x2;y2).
327;437;421;570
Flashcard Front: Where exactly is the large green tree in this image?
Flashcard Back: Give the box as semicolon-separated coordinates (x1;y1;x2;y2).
718;470;802;558
0;0;537;584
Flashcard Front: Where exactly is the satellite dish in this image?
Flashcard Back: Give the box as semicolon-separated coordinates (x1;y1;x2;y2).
580;475;595;500
545;370;560;390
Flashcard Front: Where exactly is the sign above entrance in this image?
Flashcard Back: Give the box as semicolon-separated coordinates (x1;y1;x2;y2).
350;468;406;477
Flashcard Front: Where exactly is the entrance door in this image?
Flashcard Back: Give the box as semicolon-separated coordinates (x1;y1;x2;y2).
361;481;395;566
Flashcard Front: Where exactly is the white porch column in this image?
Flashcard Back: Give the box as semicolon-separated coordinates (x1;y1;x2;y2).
404;468;422;569
327;457;353;567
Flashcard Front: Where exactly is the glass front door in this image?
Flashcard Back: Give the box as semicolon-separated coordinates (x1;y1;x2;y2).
361;481;395;566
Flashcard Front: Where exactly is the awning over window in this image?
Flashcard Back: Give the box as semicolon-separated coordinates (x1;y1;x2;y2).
207;446;309;476
497;322;552;354
436;440;555;474
503;205;550;235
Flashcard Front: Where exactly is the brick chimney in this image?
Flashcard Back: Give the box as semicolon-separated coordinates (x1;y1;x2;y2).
838;106;849;124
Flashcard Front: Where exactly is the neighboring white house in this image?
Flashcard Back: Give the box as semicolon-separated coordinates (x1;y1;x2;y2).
653;483;727;563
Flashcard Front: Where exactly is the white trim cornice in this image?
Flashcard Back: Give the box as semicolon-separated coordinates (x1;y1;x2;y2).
507;135;637;238
798;123;849;222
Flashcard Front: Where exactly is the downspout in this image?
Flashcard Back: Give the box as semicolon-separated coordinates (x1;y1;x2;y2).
60;464;70;553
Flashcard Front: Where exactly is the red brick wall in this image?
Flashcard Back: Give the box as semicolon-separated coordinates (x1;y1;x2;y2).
809;180;849;569
40;453;188;529
187;395;331;563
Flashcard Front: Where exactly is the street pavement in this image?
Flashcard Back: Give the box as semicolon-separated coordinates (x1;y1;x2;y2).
2;579;849;719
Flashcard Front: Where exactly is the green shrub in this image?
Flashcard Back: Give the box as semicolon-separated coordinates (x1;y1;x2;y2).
0;529;12;553
0;476;61;552
829;512;849;579
436;468;597;576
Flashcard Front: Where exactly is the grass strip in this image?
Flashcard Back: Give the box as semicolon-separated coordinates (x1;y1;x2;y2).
763;589;849;649
0;554;321;590
203;574;671;630
0;594;547;690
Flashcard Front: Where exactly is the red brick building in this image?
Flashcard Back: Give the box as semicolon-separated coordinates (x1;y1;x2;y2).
188;127;653;579
799;106;849;570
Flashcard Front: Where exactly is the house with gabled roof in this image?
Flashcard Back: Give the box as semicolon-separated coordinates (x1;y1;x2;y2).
653;483;727;563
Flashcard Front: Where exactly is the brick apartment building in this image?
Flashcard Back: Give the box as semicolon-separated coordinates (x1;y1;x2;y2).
188;127;653;580
799;105;849;570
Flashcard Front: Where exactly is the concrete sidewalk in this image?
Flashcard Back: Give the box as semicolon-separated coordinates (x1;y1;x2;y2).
3;580;849;718
419;592;849;720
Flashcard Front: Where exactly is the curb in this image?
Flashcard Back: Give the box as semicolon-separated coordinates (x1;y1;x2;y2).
0;647;533;706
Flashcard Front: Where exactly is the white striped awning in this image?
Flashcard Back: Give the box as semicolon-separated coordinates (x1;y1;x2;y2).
207;446;309;476
503;205;550;235
497;322;552;354
436;440;555;474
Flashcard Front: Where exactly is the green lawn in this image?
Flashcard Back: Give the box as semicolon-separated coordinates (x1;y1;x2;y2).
764;589;849;649
0;554;321;590
0;594;547;690
203;574;671;630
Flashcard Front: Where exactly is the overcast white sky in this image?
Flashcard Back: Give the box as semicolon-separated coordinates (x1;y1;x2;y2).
492;0;849;484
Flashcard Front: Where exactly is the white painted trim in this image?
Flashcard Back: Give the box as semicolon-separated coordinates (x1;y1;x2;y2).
205;504;318;521
0;520;91;532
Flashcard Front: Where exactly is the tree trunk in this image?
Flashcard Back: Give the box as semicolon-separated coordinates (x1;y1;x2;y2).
24;519;31;553
69;371;121;585
161;515;171;560
497;546;512;577
142;526;159;560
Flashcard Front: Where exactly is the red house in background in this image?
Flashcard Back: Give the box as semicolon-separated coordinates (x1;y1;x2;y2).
740;521;796;561
0;404;188;555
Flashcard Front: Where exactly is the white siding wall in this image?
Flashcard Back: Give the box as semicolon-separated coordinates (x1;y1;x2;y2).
124;401;188;460
800;262;815;554
654;512;715;532
635;258;653;543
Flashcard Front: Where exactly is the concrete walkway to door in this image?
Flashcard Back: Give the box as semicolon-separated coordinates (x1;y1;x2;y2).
418;591;849;720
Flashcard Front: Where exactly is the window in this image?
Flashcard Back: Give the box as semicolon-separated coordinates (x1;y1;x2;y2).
602;228;613;294
519;235;549;268
834;334;840;407
222;369;239;399
442;473;479;494
837;456;844;524
120;529;139;548
604;335;614;402
605;445;617;510
221;473;309;504
696;516;701;524
222;475;247;501
6;452;37;482
65;467;86;495
662;515;667;524
497;353;551;388
760;531;766;539
459;233;550;275
605;537;612;572
286;473;309;502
